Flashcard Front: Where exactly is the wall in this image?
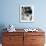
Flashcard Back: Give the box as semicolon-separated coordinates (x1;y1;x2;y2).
0;0;46;43
0;0;46;29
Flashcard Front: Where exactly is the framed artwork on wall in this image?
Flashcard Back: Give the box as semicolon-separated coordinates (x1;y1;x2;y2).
20;5;34;22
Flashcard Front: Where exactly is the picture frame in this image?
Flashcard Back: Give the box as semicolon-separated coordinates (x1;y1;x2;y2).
20;5;34;22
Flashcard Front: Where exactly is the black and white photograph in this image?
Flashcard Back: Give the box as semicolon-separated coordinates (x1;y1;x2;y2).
20;5;34;22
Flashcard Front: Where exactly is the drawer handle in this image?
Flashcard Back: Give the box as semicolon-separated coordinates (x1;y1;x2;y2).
9;38;12;40
32;39;36;40
9;38;13;40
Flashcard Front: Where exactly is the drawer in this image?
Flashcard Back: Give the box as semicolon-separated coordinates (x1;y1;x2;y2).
32;44;44;46
3;35;23;44
3;44;15;46
3;36;23;46
3;43;23;46
32;36;45;44
3;32;23;36
24;32;44;36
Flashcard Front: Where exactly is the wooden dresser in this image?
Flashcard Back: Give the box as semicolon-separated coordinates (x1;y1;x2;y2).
2;29;45;46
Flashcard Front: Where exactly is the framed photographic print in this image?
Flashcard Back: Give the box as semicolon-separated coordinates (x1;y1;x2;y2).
20;5;34;22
